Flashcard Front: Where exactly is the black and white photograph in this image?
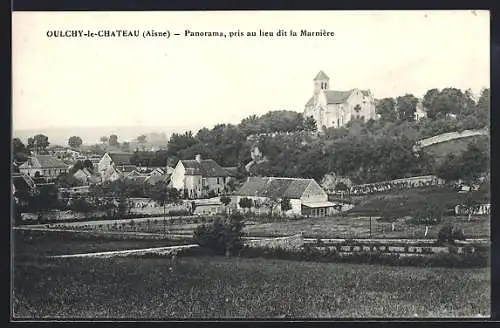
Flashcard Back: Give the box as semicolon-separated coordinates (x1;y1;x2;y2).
11;10;490;319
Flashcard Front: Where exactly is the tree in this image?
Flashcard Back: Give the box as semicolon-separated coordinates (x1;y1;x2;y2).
137;135;147;151
459;141;489;185
434;153;463;183
375;97;397;122
238;197;253;214
12;138;29;163
68;136;83;149
263;196;281;217
27;134;50;154
303;116;318;132
69;197;91;213
396;94;418;122
280;198;292;214
220;195;232;214
109;134;120;147
413;201;445;225
424;88;476;120
120;141;131;152
100;136;109;145
475;88;490;126
192;213;245;256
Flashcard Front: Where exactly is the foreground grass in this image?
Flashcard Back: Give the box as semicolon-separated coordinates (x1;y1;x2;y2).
13;255;489;319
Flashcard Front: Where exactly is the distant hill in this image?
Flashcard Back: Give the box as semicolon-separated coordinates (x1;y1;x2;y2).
13;125;204;147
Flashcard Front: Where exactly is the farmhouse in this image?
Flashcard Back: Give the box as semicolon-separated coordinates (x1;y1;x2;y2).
304;71;377;131
170;154;232;199
234;176;337;217
18;155;69;178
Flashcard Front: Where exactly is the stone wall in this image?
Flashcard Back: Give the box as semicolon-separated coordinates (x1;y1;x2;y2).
245;234;305;250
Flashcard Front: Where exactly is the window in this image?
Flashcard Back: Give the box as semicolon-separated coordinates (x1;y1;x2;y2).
217;177;220;184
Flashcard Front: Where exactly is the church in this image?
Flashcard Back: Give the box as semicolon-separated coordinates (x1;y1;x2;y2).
304;71;377;131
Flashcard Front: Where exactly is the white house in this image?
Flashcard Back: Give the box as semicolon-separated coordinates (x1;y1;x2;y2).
234;176;337;217
170;154;232;199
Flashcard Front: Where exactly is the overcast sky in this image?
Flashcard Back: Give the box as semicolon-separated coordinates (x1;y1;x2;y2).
12;10;489;131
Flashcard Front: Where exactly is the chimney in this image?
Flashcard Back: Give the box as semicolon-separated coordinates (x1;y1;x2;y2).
195;154;202;162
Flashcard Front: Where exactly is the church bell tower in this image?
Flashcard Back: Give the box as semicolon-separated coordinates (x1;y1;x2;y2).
313;70;330;94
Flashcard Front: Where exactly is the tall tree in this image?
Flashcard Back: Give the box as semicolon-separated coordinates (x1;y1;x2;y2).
109;134;120;147
396;94;418;122
100;136;109;145
375;97;397;122
475;88;490;126
68;136;83;149
12;138;29;162
27;134;50;154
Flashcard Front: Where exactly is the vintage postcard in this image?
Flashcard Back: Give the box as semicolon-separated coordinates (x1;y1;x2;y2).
11;10;490;320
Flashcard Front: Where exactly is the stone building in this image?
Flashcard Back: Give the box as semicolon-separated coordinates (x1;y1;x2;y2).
304;70;377;131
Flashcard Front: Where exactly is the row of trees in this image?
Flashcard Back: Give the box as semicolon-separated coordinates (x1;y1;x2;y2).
376;87;489;125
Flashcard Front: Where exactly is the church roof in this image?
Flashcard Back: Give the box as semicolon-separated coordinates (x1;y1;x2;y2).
313;70;329;80
325;90;353;104
305;89;373;106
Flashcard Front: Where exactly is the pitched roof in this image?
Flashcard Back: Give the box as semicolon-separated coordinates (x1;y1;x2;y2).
222;166;238;177
181;159;230;177
107;152;133;166
19;155;68;169
324;90;353;104
314;70;329;80
306;89;372;107
235;177;314;199
12;173;36;191
144;174;171;185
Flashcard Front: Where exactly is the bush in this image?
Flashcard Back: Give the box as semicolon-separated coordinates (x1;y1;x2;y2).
192;212;245;256
437;224;466;244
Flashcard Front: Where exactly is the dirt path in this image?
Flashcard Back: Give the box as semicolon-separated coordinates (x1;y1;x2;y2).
48;244;199;259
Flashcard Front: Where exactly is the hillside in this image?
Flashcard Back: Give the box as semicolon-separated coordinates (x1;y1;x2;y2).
421;134;489;165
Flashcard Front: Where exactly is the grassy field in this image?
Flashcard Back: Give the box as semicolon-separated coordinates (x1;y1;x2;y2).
243;215;489;240
13;230;182;259
347;186;490;217
13;255;490;319
12;228;490;319
422;134;488;164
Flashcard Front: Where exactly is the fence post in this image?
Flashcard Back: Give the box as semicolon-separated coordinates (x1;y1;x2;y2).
369;216;372;238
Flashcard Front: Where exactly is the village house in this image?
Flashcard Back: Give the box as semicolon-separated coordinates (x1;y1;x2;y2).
170;154;232;199
234;176;337;217
304;70;377;131
49;146;81;162
73;168;99;185
18;155;69;178
97;152;134;174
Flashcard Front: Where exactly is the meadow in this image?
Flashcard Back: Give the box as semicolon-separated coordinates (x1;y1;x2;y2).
12;227;491;319
13;255;490;319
